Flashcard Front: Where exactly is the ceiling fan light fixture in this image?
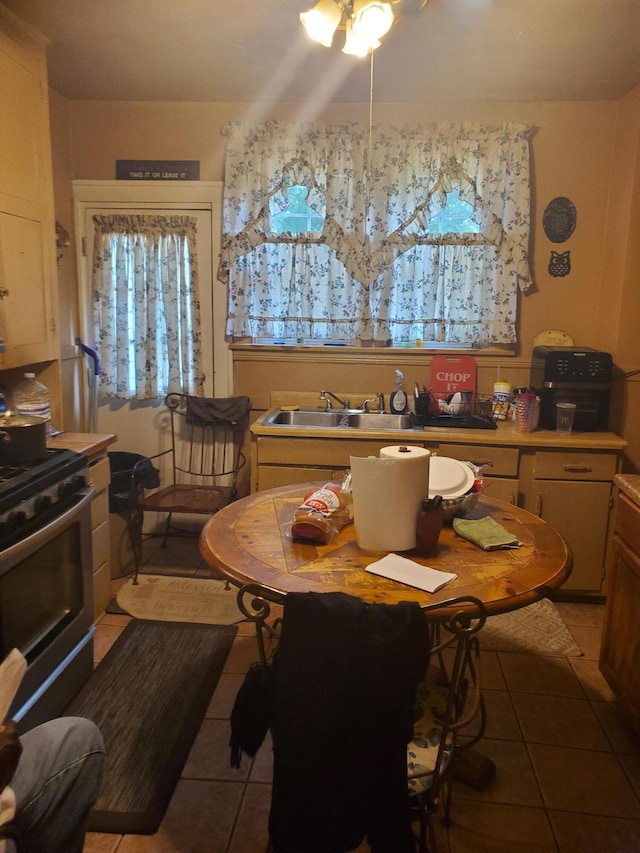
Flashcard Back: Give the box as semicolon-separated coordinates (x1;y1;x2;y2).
300;0;343;47
352;1;394;43
342;18;377;56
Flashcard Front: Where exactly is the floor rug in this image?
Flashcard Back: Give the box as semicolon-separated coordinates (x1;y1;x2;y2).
66;619;237;834
479;598;582;657
116;573;243;625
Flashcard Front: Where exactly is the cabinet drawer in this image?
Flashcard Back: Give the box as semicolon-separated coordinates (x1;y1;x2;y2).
438;444;519;477
615;493;640;555
90;455;111;492
90;489;109;530
257;437;425;467
533;451;617;481
258;465;342;492
92;518;110;571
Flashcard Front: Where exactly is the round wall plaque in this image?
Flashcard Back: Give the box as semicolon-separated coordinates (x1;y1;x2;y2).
543;196;577;243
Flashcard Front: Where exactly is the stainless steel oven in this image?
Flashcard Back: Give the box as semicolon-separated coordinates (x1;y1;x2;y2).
0;449;95;733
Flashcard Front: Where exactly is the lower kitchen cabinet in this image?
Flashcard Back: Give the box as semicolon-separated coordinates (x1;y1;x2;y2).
525;449;619;595
530;480;611;592
600;490;640;735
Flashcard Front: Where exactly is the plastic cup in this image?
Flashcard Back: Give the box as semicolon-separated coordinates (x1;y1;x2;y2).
515;393;539;433
556;402;576;433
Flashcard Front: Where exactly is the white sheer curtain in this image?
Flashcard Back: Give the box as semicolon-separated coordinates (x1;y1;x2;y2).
219;121;533;344
92;214;204;399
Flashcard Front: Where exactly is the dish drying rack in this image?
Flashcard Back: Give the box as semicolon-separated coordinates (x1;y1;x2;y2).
414;391;497;430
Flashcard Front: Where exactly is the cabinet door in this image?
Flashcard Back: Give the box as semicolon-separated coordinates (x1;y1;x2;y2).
482;476;518;505
599;535;640;735
0;38;43;207
533;480;611;592
0;210;55;365
0;20;58;368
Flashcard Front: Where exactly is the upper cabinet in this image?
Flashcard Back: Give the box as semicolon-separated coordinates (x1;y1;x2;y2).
0;9;59;368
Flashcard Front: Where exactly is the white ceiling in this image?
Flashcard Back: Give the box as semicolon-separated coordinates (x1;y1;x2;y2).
3;0;640;104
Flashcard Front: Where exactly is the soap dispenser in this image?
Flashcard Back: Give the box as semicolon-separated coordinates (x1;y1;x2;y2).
389;370;408;414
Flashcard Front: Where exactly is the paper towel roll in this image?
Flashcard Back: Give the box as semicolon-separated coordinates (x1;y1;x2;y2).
350;446;430;553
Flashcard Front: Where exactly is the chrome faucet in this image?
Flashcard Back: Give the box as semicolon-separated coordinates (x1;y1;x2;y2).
320;390;350;410
361;393;385;413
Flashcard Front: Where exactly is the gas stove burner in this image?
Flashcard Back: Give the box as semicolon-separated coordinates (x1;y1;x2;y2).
0;448;90;548
0;464;29;483
0;448;84;493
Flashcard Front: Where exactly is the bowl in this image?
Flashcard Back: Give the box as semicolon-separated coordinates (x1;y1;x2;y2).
441;490;479;523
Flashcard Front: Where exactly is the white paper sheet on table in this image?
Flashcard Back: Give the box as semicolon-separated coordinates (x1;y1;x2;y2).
366;553;457;593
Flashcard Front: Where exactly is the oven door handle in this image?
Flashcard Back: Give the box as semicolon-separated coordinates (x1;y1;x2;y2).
1;488;96;564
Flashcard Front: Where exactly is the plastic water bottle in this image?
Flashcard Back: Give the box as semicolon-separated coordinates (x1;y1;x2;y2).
13;372;51;438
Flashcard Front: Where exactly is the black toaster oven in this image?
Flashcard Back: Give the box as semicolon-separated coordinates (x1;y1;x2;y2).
530;346;612;431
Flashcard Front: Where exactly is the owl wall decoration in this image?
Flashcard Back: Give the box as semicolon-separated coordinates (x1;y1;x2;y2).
549;250;571;277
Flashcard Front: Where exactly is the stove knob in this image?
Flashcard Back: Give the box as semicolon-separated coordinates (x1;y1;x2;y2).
34;494;53;514
57;480;73;498
70;474;87;491
8;510;27;530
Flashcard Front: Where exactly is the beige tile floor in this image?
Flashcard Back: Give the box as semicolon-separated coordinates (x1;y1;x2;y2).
83;536;640;853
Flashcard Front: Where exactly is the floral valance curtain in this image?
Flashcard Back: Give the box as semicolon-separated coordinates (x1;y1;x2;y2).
219;120;533;344
92;214;204;399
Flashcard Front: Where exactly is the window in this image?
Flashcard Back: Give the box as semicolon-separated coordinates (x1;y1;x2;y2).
91;214;205;400
219;121;533;347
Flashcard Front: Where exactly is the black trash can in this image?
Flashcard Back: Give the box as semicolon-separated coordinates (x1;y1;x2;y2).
108;451;160;513
108;452;160;578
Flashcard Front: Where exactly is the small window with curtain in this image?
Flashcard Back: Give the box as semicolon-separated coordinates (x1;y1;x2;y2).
91;214;205;400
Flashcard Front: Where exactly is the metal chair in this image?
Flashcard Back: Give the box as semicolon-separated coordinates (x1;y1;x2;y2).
233;583;486;853
131;392;250;568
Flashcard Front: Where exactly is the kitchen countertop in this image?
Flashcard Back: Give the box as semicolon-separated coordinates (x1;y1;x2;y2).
49;432;117;457
615;474;640;508
251;407;627;451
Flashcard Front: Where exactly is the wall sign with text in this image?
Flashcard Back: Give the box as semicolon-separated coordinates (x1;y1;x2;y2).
542;196;576;243
116;160;200;181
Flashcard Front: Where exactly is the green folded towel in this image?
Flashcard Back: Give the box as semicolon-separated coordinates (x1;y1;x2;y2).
453;516;521;551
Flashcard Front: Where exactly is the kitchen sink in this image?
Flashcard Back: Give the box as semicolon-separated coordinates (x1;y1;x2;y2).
265;409;349;427
263;408;414;430
348;413;413;430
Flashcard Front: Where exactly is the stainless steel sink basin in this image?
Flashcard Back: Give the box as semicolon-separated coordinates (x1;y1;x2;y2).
263;409;414;430
265;409;349;427
348;413;413;430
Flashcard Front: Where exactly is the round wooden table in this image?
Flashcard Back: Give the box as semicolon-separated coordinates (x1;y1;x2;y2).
200;483;572;616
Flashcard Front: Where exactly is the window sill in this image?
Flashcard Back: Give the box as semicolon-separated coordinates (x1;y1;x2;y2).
230;340;517;357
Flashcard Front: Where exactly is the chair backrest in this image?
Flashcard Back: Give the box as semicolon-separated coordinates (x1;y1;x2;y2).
232;585;486;853
165;392;250;489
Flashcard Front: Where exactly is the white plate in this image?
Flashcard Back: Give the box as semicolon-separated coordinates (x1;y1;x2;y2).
428;457;475;499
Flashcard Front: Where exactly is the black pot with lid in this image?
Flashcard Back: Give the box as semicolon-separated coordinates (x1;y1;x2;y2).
0;407;48;466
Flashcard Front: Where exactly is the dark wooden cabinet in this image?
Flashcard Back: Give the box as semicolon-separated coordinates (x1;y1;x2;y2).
599;492;640;734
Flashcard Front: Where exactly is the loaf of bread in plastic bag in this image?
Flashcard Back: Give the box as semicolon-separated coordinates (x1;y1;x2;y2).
291;482;353;544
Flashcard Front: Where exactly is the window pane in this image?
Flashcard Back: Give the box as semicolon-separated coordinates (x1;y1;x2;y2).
428;189;480;234
271;185;324;234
